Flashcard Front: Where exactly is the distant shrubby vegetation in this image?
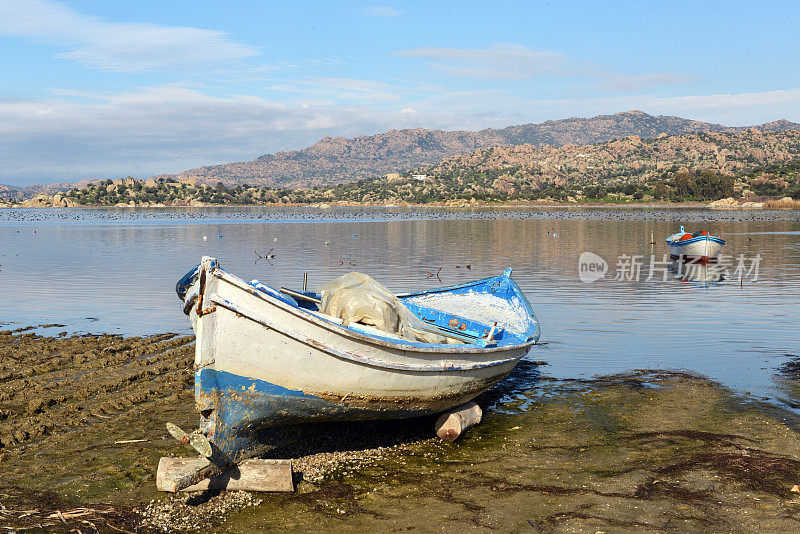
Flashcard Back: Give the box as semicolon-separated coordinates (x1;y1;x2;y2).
2;129;781;208
651;170;735;201
315;159;794;205
740;160;800;198
64;178;296;206
50;157;799;208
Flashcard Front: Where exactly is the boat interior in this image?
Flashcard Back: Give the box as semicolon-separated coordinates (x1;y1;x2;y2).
666;226;723;244
176;261;538;349
248;275;534;348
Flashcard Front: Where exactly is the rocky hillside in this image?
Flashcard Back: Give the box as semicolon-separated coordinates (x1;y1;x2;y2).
427;129;800;190
164;128;507;188
496;115;799;147
0;180;94;201
0;183;22;200
494;110;722;146
11;129;795;209
162;111;800;188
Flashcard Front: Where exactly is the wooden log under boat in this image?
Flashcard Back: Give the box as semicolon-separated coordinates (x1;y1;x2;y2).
157;457;293;492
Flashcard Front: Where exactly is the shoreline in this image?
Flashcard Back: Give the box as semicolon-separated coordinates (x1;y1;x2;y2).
3;327;800;531
3;199;799;210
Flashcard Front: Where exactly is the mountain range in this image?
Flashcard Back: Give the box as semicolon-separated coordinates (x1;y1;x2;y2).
157;111;799;188
429;128;800;190
2;110;799;199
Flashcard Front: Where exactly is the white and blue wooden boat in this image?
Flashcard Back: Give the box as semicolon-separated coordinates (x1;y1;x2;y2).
666;226;725;263
173;257;540;467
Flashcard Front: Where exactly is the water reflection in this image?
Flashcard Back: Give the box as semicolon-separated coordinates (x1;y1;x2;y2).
474;359;545;414
0;207;799;405
668;259;725;285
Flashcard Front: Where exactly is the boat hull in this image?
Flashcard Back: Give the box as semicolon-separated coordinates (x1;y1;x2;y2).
667;235;725;263
187;259;536;462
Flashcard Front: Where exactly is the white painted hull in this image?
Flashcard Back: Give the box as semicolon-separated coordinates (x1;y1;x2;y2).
194;272;531;408
667;236;725;262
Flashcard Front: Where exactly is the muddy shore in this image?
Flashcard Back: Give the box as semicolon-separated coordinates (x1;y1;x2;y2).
2;328;800;532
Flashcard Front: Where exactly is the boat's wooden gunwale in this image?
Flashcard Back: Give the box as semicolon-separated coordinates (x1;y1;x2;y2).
211;267;538;355
666;236;726;247
395;275;498;298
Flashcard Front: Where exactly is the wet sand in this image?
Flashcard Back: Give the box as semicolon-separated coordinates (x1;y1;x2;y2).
2;329;800;532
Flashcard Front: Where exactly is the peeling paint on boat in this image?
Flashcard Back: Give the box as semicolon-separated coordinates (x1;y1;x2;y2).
405;291;531;337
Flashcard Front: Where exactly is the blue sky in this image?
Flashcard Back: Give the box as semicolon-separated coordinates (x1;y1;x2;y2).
1;0;799;186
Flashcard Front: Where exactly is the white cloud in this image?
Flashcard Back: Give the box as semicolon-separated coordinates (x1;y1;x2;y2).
597;72;695;92
365;6;401;18
408;87;800;128
638;88;800;125
0;85;431;184
396;43;693;94
266;77;404;103
397;43;567;80
311;77;402;102
0;0;257;72
656;88;800;111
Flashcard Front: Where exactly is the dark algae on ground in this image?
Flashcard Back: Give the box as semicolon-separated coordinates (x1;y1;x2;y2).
3;329;800;532
0;328;196;532
231;372;800;533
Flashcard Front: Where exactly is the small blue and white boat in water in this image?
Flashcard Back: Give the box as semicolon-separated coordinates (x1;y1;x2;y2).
666;226;725;263
170;257;540;483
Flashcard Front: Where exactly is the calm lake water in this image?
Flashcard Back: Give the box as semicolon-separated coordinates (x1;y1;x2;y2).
1;206;799;408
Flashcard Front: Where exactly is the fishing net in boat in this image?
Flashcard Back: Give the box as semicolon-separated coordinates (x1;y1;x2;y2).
319;272;448;344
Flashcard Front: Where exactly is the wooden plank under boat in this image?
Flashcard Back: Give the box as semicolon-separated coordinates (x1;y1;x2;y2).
666;226;725;263
174;256;541;464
